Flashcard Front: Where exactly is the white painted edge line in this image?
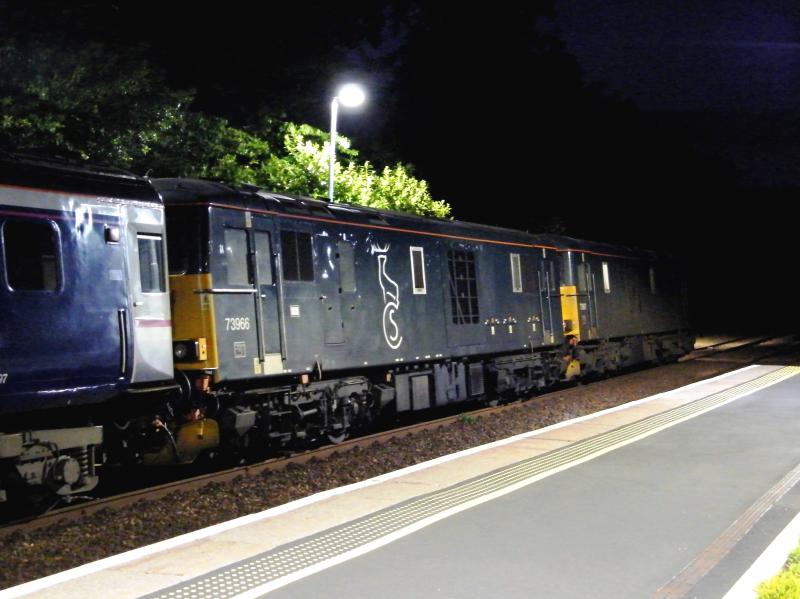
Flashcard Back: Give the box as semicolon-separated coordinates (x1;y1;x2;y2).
722;511;800;599
0;363;773;599
230;365;799;598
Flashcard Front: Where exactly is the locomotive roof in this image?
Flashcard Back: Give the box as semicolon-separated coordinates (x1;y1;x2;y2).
0;152;161;203
154;177;659;261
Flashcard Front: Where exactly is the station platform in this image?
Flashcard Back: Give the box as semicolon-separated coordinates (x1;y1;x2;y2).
4;364;800;599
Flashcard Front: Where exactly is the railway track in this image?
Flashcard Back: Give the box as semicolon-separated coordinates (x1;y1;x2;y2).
0;401;528;538
2;333;795;539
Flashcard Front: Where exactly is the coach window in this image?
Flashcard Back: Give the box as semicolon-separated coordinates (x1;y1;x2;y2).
447;249;479;324
137;234;166;293
410;246;426;294
602;261;611;294
649;267;657;294
510;253;522;293
3;219;60;291
281;231;314;281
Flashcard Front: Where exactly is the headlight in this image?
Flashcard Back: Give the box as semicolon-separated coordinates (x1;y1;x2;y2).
174;343;189;360
172;339;207;362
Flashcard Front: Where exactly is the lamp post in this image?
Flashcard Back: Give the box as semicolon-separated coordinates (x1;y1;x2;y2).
328;83;366;201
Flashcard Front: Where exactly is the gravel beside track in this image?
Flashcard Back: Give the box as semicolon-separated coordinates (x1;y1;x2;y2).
0;355;758;590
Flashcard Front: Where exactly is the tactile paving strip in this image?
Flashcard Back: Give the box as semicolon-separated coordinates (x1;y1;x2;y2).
144;366;800;599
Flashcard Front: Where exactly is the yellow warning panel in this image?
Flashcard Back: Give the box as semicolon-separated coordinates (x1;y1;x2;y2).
560;285;580;339
170;273;219;370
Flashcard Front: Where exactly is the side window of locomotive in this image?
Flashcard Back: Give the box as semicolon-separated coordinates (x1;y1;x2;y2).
410;246;426;294
338;241;356;293
255;231;273;286
649;266;657;294
576;259;594;293
521;254;538;293
3;219;60;292
447;249;479;324
223;228;250;287
510;253;522;293
281;230;314;282
602;261;611;294
165;213;190;275
137;234;166;293
576;262;587;292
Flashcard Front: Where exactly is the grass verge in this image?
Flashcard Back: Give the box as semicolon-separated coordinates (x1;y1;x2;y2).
758;545;800;598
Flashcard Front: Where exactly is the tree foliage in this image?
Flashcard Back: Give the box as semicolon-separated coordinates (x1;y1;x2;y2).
0;42;188;164
0;41;450;218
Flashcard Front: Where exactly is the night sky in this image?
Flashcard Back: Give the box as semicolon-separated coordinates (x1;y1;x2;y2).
3;0;799;331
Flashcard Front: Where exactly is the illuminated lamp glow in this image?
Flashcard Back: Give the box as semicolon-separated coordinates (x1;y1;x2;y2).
337;83;366;108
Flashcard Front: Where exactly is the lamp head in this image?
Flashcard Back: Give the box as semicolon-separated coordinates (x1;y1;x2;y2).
337;83;366;108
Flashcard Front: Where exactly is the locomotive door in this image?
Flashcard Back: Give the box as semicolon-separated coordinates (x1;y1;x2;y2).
576;261;599;339
537;255;560;345
212;213;283;380
251;217;283;374
317;237;345;345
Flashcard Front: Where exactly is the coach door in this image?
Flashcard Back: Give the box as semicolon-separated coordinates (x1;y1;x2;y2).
122;204;173;383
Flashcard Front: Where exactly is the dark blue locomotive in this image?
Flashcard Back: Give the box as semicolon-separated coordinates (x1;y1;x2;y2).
0;156;693;502
154;178;691;458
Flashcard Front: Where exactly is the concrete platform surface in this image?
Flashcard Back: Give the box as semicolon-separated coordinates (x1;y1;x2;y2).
3;364;799;599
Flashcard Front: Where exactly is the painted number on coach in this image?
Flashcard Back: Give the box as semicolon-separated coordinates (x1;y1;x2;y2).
0;373;8;384
225;317;251;331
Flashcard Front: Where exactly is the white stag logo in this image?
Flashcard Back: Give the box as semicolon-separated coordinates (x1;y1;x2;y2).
372;243;403;350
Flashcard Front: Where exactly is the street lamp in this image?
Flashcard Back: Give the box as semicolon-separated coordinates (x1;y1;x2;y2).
329;83;366;201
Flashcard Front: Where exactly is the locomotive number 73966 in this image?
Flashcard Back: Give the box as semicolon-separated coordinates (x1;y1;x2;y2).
225;317;251;331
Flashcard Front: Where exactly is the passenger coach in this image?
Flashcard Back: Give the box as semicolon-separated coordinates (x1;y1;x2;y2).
0;154;173;500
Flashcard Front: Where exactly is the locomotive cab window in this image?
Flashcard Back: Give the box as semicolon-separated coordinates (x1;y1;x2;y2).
3;219;60;292
410;246;426;294
137;234;166;293
649;266;657;294
281;230;314;281
223;228;250;287
255;231;274;286
510;253;522;293
602;261;611;294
